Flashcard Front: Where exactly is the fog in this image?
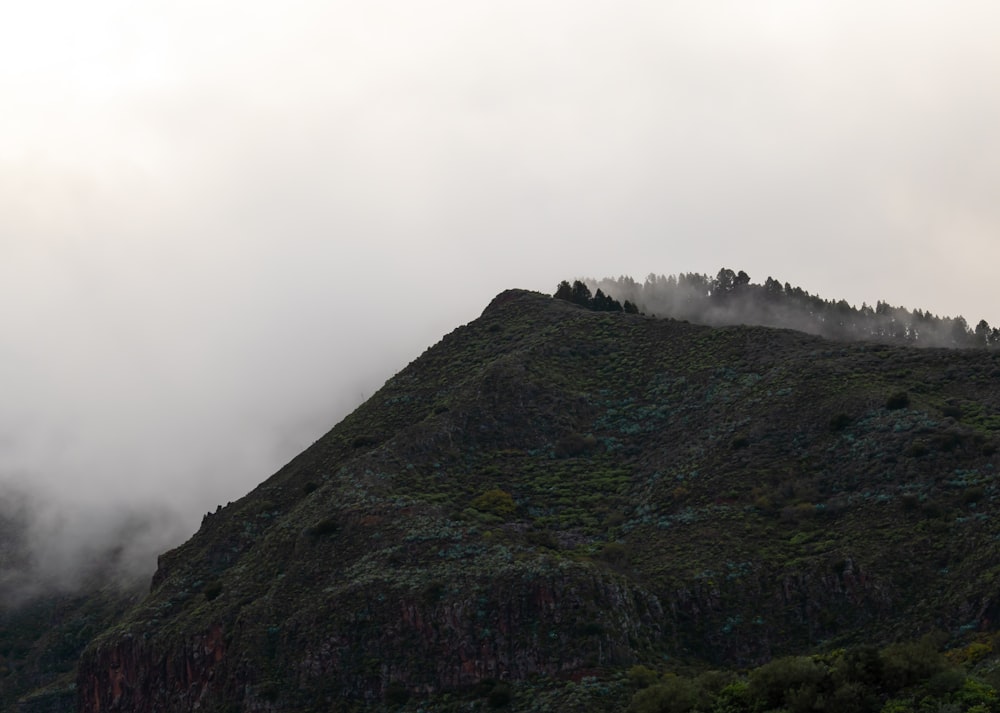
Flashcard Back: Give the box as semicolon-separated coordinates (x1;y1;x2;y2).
3;1;1000;592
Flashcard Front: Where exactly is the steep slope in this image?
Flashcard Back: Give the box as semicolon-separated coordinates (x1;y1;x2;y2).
77;289;1000;712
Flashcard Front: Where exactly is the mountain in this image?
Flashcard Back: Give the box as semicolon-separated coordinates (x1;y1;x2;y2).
17;288;1000;711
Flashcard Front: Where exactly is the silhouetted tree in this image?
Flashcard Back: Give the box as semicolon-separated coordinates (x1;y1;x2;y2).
713;268;736;298
975;319;991;347
554;280;573;302
571;280;592;307
577;270;994;349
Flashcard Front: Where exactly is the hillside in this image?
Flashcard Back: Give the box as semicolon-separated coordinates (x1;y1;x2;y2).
68;289;1000;712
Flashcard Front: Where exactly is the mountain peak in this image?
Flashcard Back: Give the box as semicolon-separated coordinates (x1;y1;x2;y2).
20;287;1000;711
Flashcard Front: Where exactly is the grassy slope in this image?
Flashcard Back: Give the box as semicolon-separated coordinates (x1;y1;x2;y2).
76;289;1000;711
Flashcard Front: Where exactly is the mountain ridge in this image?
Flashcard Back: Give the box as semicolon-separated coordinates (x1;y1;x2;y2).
68;288;1000;711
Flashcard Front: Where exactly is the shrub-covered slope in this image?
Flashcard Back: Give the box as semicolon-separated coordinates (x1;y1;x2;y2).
77;289;1000;712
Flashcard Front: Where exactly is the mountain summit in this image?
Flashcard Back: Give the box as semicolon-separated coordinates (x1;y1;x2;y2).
75;289;1000;712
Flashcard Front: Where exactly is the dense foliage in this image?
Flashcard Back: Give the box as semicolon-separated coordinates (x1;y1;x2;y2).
580;270;1000;348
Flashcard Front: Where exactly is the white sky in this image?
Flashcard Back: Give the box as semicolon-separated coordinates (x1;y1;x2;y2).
2;1;1000;574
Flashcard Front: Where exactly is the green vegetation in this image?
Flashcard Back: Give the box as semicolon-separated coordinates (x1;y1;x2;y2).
590;269;1000;348
623;636;1000;713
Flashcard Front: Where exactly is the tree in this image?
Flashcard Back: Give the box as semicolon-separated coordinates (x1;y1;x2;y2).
554;280;573;302
975;319;991;347
713;268;736;298
571;280;593;307
764;277;783;299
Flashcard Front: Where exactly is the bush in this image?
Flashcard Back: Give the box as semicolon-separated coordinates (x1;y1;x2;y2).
487;682;511;708
384;681;409;705
629;675;701;713
597;542;631;567
880;635;948;692
963;486;985;504
730;435;750;449
554;433;598;458
926;668;966;696
307;517;339;537
470;489;516;518
830;413;853;431
712;681;750;713
941;404;963;419
526;529;558;550
886;392;910;410
747;656;826;712
627;665;660;689
351;434;378;449
954;677;999;709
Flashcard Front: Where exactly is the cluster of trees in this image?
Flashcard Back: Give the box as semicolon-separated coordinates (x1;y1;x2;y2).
628;635;999;713
554;280;639;314
575;270;999;349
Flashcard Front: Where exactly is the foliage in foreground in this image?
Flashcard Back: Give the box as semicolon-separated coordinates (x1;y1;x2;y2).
626;635;1000;713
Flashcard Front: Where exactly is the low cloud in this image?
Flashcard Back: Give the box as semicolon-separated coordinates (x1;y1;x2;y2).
4;1;1000;595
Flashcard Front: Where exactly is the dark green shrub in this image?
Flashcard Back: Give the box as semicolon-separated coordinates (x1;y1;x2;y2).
554;433;598;458
880;635;948;692
351;434;378;449
932;429;964;452
487;681;511;708
922;501;945;519
576;621;603;636
203;581;223;601
597;541;631;567
964;486;985;504
832;645;884;695
747;656;826;712
628;675;701;713
926;668;965;696
830;413;852;431
526;529;558;550
471;489;516;517
712;681;750;713
954;677;999;709
886;392;910;410
307;518;339;536
730;435;750;449
302;482;319;495
256;680;280;702
385;681;409;705
627;664;660;689
474;679;497;697
421;580;445;604
941;404;963;419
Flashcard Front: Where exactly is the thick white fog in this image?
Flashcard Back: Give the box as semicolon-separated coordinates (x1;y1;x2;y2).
2;1;1000;590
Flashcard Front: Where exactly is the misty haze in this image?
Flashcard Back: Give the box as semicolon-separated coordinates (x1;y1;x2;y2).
3;1;1000;710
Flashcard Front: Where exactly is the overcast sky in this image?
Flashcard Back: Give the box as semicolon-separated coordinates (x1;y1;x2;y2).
2;1;999;581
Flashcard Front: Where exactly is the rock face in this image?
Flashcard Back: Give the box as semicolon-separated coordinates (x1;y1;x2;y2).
79;625;225;713
76;290;1000;711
